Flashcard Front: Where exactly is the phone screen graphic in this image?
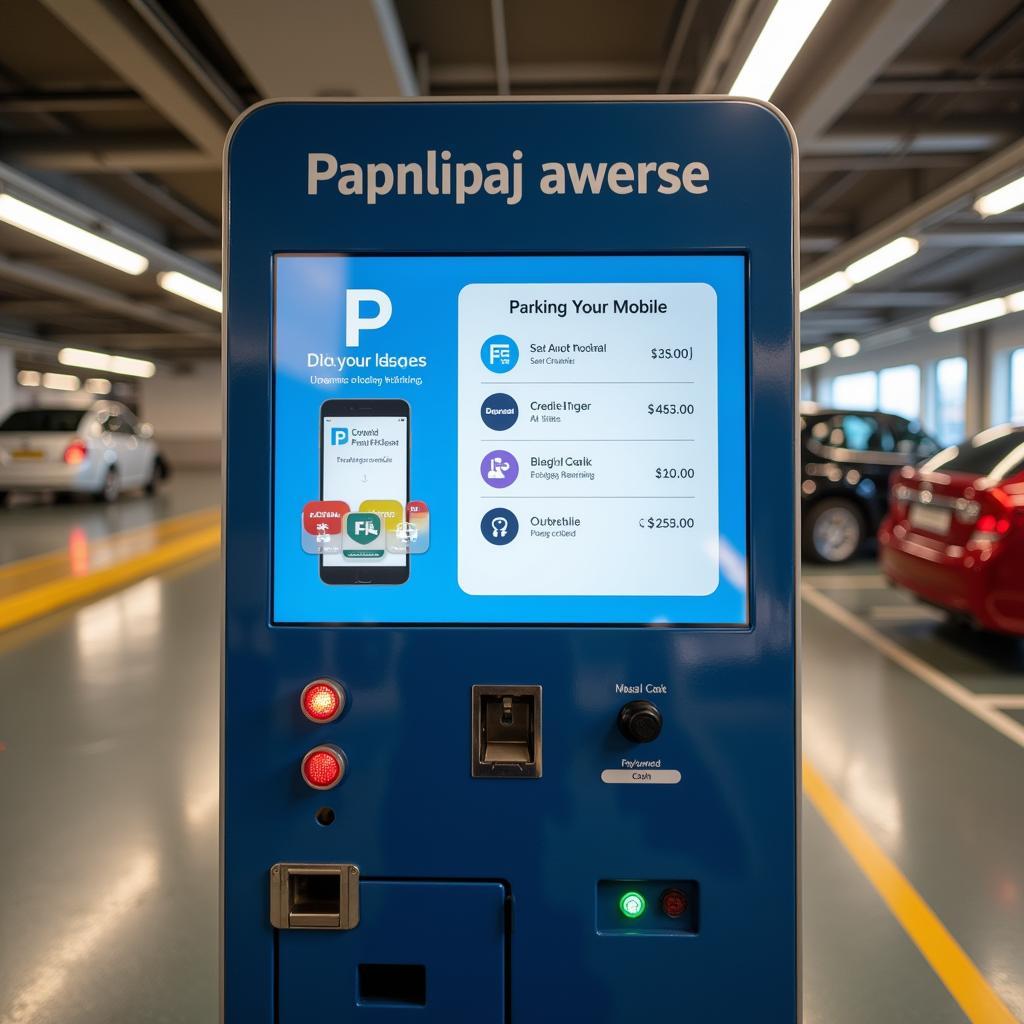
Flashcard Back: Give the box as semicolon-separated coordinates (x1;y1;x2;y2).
320;399;410;584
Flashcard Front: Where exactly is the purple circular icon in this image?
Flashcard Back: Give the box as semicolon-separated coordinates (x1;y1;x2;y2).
481;450;519;488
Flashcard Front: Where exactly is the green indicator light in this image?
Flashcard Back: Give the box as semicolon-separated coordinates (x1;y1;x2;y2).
619;891;646;919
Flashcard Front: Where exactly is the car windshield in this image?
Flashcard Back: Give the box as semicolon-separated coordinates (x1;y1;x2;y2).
921;427;1024;478
0;408;85;432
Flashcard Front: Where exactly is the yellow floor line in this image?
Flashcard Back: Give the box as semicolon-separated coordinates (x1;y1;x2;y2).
0;523;220;632
0;505;219;593
803;757;1021;1024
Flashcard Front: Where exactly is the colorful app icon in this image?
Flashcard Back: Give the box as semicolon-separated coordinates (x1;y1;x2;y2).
481;393;518;431
481;450;519;488
301;500;349;555
481;334;518;373
359;499;403;530
343;512;384;559
481;507;518;545
406;500;430;554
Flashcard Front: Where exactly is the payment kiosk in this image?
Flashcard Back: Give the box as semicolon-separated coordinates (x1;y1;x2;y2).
223;98;798;1023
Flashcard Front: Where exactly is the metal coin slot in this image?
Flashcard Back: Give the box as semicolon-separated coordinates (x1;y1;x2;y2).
472;684;542;778
269;863;360;930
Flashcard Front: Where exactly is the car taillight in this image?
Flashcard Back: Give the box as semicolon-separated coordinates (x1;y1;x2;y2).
970;489;1013;544
63;438;88;465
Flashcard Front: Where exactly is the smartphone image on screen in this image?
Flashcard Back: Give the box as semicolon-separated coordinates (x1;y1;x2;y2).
320;398;410;585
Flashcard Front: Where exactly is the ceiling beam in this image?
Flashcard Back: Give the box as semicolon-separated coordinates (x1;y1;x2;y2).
0;161;219;284
37;0;228;158
1;136;216;173
784;0;950;140
802;153;975;172
922;226;1024;247
0;256;214;335
490;0;510;96
825;290;963;308
657;0;701;93
801;133;1024;285
195;0;416;97
0;90;146;113
869;75;1024;94
692;0;764;93
430;61;660;89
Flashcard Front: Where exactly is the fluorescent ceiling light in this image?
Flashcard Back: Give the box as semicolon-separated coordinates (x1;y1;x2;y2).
844;237;919;284
800;272;850;311
800;345;831;370
832;337;860;358
801;237;920;311
730;0;834;101
157;270;222;312
0;193;148;276
930;297;1009;333
85;378;112;395
1007;290;1024;313
17;370;40;387
58;346;156;379
974;174;1024;217
42;372;80;391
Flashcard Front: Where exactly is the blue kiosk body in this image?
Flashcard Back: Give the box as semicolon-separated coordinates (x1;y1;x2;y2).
223;99;797;1023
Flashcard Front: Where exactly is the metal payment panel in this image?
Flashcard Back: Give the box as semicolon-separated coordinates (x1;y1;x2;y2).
223;98;798;1023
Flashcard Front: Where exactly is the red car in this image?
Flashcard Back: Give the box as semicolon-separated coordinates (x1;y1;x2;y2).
879;425;1024;635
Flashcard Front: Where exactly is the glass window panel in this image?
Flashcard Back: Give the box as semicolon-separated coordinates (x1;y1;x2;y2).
878;364;920;419
1012;348;1024;424
933;356;967;446
831;371;878;410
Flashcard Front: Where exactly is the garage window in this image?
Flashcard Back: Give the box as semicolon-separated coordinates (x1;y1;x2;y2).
933;356;967;445
1012;348;1024;424
878;364;920;419
830;371;878;410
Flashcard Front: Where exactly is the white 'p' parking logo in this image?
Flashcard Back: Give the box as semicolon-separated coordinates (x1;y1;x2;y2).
345;288;392;347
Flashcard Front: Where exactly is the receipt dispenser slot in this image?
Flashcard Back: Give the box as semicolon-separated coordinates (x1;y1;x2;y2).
472;685;542;778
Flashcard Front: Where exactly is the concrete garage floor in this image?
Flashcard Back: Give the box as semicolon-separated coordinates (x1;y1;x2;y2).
0;479;1021;1023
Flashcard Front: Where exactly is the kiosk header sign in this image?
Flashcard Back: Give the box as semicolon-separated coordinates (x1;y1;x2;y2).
224;99;798;1024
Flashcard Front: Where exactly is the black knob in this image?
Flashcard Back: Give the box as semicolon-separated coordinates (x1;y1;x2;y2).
618;700;662;743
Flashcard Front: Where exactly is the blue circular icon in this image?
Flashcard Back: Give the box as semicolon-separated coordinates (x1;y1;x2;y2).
481;335;519;373
481;393;518;430
481;508;518;545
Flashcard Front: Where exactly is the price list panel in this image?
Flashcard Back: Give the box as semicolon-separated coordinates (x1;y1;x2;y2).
458;282;719;597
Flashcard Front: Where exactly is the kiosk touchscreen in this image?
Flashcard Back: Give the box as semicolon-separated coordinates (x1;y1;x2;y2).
224;99;798;1024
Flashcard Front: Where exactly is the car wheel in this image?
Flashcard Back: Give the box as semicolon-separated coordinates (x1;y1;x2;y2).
805;499;864;564
96;467;121;503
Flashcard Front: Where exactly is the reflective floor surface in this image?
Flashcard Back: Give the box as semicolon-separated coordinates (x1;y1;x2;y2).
0;484;1021;1022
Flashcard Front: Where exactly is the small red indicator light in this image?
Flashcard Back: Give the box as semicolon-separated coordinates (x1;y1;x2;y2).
300;679;344;723
63;438;88;465
301;745;346;790
661;888;688;919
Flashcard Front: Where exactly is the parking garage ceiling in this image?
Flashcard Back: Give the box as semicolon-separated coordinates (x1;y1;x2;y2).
0;0;1023;366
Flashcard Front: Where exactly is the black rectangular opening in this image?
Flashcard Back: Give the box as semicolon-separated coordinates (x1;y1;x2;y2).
289;872;341;917
358;963;427;1006
472;685;542;778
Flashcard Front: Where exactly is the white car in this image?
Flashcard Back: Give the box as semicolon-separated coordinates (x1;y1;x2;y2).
0;402;160;503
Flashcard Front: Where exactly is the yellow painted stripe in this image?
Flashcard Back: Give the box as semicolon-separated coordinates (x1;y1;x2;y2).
0;505;219;594
803;757;1020;1024
0;522;220;632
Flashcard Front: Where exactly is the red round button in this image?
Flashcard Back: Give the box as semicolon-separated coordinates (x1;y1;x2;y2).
300;679;345;723
661;888;688;919
301;745;346;789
